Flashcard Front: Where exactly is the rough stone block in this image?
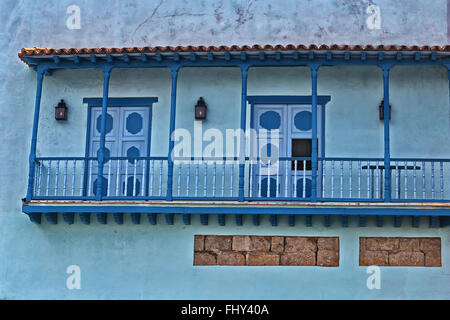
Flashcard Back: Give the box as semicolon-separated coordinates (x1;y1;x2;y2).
419;238;441;252
204;235;232;252
317;237;339;251
285;237;317;253
317;249;339;267
398;238;419;251
246;252;280;266
271;236;285;253
365;237;399;251
280;252;315;266
217;252;245;266
424;250;442;267
389;251;424;266
194;252;216;265
359;250;389;266
194;235;205;252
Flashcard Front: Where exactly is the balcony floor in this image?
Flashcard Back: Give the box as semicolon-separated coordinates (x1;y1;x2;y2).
22;199;450;227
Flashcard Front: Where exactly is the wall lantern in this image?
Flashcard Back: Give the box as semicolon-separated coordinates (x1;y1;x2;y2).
378;99;391;121
55;99;68;121
195;97;207;120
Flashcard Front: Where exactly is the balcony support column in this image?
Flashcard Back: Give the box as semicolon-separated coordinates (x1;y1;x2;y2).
310;64;320;202
26;67;46;202
382;65;391;202
95;67;112;201
166;66;180;201
238;65;249;202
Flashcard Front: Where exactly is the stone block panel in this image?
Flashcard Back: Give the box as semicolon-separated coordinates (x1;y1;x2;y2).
194;235;339;267
359;237;441;267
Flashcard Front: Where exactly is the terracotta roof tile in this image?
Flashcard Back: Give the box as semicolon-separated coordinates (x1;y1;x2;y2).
18;44;450;66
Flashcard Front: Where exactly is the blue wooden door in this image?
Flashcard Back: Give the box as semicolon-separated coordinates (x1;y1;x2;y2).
88;106;150;197
252;104;322;198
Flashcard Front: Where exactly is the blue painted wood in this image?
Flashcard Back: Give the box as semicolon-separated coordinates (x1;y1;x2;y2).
247;95;331;105
23;205;450;219
165;213;174;225
394;215;402;227
377;215;383;227
79;213;91;224
147;213;157;225
26;69;45;202
44;213;57;224
235;214;243;226
62;212;74;224
27;213;41;224
113;212;124;224
95;68;112;201
341;215;348;227
430;216;438;228
324;215;330;227
305;215;312;227
166;67;179;201
412;216;420;228
182;214;191;225
252;214;259;226
96;212;107;224
382;66;391;202
238;66;249;202
130;213;141;224
83;97;158;106
288;214;295;226
440;216;450;227
218;214;225;226
310;66;319;202
270;214;277;226
359;215;366;227
200;214;208;225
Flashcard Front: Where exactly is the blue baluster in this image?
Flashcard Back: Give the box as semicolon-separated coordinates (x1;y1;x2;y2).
195;160;199;197
322;160;326;198
204;161;208;197
422;161;426;199
63;160;68;197
212;161;217;197
230;162;234;197
159;159;163;196
404;160;408;199
46;160;51;196
340;160;344;199
348;161;352;198
186;161;191;196
149;160;154;196
55;160;60;196
358;160;361;198
331;160;335;198
440;161;444;199
72;160;77;196
413;161;417;199
115;159;120;197
431;161;435;199
177;161;182;197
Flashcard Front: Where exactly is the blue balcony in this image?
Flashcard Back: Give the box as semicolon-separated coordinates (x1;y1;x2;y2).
19;45;450;226
29;156;450;203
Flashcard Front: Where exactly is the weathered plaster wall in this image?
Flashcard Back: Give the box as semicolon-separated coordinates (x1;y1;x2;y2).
0;0;449;299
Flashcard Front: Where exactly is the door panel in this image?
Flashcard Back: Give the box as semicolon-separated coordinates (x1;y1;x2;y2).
252;103;322;198
88;106;150;197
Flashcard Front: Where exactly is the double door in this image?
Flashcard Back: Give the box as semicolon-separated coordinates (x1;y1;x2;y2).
251;104;322;198
88;106;150;197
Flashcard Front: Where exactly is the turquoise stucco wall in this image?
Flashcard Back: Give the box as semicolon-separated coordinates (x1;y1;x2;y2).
0;0;449;299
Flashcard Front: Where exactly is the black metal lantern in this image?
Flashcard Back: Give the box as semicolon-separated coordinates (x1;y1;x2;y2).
55;99;68;120
195;97;207;120
379;99;391;120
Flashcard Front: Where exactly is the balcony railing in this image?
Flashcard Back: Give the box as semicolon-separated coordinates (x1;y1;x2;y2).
30;156;450;202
